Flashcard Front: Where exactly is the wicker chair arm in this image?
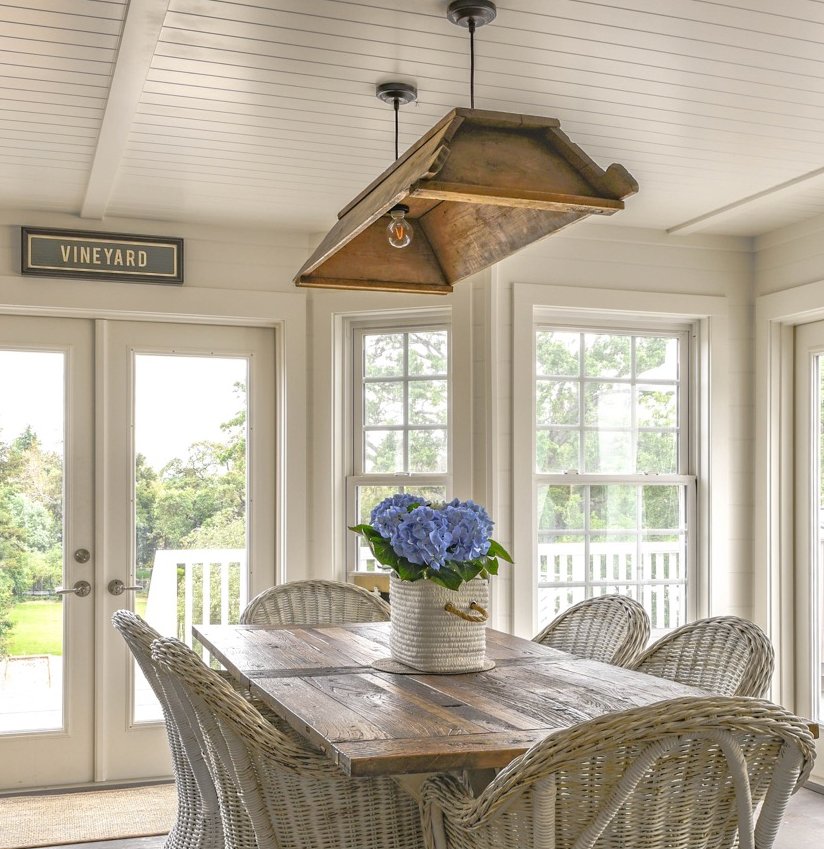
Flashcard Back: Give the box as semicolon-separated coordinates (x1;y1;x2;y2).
425;696;816;839
151;637;345;776
420;773;480;849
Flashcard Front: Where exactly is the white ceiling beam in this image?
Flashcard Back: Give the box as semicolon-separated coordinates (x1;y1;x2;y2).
668;164;824;235
80;0;170;220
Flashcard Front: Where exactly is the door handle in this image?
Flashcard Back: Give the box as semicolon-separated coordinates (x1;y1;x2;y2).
55;580;92;598
108;579;142;596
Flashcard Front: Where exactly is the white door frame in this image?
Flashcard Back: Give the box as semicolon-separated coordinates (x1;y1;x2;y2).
0;280;307;787
792;322;822;734
756;281;824;786
756;283;824;704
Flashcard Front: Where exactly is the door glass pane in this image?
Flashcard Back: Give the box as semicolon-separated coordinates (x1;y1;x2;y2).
0;351;65;733
133;354;249;723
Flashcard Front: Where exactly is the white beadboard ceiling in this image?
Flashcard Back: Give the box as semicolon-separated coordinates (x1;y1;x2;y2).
4;0;824;237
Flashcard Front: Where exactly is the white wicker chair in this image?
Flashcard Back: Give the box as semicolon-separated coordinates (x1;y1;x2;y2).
240;578;391;626
630;615;775;697
532;594;650;667
420;696;815;849
151;634;424;849
111;610;222;849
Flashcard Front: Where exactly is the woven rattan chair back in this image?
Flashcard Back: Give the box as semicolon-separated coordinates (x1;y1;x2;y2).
151;635;424;849
240;578;390;626
111;610;222;849
532;594;651;667
630;615;775;697
420;696;815;849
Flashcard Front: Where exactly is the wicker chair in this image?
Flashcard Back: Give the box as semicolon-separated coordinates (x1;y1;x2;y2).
111;610;222;849
532;594;650;667
420;695;815;849
151;634;424;849
629;615;775;697
240;578;391;626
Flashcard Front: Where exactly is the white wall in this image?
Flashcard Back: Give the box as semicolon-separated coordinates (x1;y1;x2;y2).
756;214;824;297
0;210;756;630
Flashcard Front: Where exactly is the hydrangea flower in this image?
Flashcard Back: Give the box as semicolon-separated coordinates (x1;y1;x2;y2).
351;492;512;589
370;493;428;539
448;498;494;537
390;505;451;570
443;502;491;562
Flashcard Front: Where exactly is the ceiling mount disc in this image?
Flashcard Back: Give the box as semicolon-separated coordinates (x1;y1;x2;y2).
447;0;497;28
376;82;418;105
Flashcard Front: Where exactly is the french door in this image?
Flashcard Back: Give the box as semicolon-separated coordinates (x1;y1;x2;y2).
0;316;94;788
0;316;276;789
794;320;824;784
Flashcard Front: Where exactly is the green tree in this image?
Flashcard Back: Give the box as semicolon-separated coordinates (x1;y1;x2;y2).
136;382;247;570
0;426;64;657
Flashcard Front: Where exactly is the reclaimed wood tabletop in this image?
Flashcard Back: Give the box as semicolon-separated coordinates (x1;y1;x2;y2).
194;622;722;777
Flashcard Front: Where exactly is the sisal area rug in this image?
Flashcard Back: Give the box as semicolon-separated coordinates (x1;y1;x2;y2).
0;784;176;848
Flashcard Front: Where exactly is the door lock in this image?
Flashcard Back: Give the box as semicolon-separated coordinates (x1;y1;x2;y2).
108;579;142;596
55;580;92;598
74;548;91;563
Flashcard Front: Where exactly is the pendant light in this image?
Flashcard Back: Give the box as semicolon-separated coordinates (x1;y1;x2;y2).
294;1;637;295
376;82;417;249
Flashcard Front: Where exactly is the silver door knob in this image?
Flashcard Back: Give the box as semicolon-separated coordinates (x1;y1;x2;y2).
55;580;92;598
74;548;91;563
108;579;142;596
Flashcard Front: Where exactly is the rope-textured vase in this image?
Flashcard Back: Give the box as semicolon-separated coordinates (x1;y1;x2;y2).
389;574;490;673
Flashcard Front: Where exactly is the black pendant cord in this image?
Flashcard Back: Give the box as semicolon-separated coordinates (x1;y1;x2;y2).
394;96;400;160
469;18;476;108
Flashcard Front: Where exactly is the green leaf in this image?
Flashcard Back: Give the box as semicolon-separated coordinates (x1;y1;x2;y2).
447;559;484;583
395;559;423;581
425;566;464;591
481;556;499;576
486;538;513;563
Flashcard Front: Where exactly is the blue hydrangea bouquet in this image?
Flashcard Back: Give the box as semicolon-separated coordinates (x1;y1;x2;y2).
350;493;513;591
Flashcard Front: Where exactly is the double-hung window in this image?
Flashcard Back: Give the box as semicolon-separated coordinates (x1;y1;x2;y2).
534;326;694;638
347;323;452;576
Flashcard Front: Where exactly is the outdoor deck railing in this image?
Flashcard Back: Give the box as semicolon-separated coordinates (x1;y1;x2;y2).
144;548;247;656
358;539;686;633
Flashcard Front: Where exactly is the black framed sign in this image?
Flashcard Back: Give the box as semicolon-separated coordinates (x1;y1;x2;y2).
21;227;184;284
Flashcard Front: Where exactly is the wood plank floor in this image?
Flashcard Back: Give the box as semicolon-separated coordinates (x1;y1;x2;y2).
30;787;824;849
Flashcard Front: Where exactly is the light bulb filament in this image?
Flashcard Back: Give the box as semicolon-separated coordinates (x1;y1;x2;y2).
387;204;413;249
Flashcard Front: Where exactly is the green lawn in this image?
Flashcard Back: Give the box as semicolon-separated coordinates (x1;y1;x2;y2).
7;594;150;656
7;600;63;656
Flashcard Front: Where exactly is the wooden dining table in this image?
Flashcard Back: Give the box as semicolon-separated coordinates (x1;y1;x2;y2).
193;621;729;778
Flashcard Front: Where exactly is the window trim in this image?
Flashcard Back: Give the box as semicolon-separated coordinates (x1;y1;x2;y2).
512;283;728;638
343;310;471;578
532;324;696;634
353;322;452;479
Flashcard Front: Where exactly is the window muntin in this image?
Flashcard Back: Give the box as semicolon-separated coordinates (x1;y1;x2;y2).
350;326;451;574
534;328;692;637
359;330;448;475
536;331;681;475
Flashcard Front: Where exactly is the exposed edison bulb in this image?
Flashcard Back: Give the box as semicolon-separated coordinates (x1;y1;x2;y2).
387;204;413;249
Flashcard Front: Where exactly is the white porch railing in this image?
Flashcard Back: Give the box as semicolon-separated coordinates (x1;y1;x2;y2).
538;541;686;634
134;549;246;722
144;548;247;649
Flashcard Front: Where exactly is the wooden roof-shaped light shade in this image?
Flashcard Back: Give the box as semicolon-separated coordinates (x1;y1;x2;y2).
294;108;638;295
